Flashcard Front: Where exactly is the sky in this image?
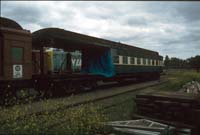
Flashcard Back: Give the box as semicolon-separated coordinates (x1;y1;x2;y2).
1;1;200;59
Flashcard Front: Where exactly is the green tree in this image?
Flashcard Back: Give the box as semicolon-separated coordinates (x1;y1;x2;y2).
164;55;170;69
170;57;184;69
188;55;200;72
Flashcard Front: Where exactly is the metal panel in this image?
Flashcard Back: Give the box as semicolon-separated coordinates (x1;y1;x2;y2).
114;65;162;74
32;50;48;75
1;29;32;80
0;34;3;77
107;119;174;135
11;46;24;62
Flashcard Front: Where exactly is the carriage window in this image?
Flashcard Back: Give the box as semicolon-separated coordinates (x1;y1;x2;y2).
137;58;141;65
130;57;135;64
123;56;128;64
147;59;150;65
11;47;24;62
152;59;155;66
113;56;119;64
154;60;157;66
143;58;146;65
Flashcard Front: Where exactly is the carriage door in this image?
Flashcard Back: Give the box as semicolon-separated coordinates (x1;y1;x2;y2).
11;45;24;79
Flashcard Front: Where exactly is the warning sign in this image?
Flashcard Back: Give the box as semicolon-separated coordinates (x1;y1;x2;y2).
13;65;23;78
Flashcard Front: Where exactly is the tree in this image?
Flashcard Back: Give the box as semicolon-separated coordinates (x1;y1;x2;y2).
170;57;184;69
164;55;170;69
188;55;200;72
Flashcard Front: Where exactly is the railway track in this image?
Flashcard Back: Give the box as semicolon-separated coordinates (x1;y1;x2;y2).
0;77;168;125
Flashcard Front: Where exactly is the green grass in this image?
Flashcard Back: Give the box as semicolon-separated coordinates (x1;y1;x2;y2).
98;70;200;122
103;98;136;121
155;70;200;91
93;90;139;121
0;102;108;135
1;70;199;134
0;88;138;134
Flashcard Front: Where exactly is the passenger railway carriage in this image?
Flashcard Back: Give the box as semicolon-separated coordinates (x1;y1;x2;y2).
0;17;163;99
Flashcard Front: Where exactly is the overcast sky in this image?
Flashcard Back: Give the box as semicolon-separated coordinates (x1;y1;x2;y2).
1;1;200;59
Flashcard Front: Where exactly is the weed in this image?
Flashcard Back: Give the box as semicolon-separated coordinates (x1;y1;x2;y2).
0;100;107;135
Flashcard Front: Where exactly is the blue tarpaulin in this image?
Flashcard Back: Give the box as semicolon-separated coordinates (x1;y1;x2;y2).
81;48;115;77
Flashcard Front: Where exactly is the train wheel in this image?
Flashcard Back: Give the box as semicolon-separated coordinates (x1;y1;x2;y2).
17;89;29;98
79;81;97;92
91;81;97;89
3;87;16;106
16;89;29;101
0;88;4;105
66;81;77;94
53;82;66;97
44;83;54;98
38;90;45;99
15;88;37;104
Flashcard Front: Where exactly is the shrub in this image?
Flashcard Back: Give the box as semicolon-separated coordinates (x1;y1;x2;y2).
0;101;107;135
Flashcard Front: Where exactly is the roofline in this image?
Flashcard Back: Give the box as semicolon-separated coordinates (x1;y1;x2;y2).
0;16;23;30
0;27;31;35
36;28;158;53
33;28;159;54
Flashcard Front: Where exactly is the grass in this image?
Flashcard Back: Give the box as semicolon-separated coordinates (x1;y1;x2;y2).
0;86;139;134
0;101;108;135
103;98;136;121
96;69;200;122
1;69;200;134
153;69;200;92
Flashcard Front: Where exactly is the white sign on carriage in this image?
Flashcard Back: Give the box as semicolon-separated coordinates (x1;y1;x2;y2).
13;65;23;78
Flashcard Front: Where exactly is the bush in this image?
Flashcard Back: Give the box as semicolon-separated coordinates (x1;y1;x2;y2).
0;101;108;135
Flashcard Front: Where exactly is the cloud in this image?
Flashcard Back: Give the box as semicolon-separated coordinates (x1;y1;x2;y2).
176;3;200;22
1;1;200;59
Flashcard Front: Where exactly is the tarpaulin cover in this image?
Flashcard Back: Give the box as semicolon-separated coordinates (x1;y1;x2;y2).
81;48;115;77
